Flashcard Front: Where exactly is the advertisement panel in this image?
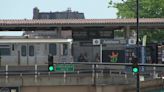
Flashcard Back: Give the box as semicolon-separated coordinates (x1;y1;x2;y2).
102;50;125;63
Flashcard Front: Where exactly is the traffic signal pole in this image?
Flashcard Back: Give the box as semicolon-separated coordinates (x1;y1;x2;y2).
136;0;140;92
137;72;140;92
132;57;140;92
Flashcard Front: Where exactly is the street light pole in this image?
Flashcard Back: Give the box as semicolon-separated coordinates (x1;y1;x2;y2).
136;0;140;92
136;0;139;45
120;0;140;91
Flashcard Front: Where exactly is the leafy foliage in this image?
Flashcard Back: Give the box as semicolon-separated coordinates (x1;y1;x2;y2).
108;0;164;43
109;0;164;18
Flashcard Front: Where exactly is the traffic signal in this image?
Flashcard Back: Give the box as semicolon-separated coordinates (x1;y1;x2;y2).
48;55;54;71
132;57;139;73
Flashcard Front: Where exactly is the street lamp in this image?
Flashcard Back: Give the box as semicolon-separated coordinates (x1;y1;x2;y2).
136;0;140;92
122;0;140;92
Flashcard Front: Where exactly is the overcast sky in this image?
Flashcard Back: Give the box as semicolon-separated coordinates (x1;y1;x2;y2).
0;0;120;35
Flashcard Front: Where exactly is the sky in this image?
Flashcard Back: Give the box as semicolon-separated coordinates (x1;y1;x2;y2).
0;0;120;36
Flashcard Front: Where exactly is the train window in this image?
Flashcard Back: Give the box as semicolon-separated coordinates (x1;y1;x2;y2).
49;43;57;55
0;45;10;56
62;44;68;56
21;45;26;56
29;45;34;56
0;48;10;56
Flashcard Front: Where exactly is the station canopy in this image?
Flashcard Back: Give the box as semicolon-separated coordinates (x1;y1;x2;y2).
0;18;164;31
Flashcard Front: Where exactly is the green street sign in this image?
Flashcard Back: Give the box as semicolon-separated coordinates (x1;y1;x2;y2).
56;64;74;72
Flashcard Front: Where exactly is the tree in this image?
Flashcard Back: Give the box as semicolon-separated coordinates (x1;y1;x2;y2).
109;0;164;18
108;0;164;43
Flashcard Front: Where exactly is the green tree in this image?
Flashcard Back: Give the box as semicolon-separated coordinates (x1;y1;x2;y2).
109;0;164;18
109;0;164;43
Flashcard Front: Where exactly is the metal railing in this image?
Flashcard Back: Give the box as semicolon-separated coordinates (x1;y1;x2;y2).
0;62;164;85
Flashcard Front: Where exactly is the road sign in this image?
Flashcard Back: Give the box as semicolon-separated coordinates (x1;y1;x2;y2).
56;64;74;72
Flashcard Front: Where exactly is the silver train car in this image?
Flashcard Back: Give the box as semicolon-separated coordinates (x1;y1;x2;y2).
0;38;73;66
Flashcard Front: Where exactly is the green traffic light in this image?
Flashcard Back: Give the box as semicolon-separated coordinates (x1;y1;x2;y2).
49;66;54;71
133;67;139;73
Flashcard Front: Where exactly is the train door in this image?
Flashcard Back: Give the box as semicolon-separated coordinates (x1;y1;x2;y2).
20;44;35;65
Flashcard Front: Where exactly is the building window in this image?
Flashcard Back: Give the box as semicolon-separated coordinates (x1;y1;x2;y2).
21;45;26;56
62;44;68;56
49;43;57;55
0;45;10;56
29;45;34;56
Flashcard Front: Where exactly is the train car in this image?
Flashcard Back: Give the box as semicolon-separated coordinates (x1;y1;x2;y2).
0;38;73;66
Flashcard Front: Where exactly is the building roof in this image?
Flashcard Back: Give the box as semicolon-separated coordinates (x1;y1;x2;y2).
0;18;164;30
0;18;163;24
